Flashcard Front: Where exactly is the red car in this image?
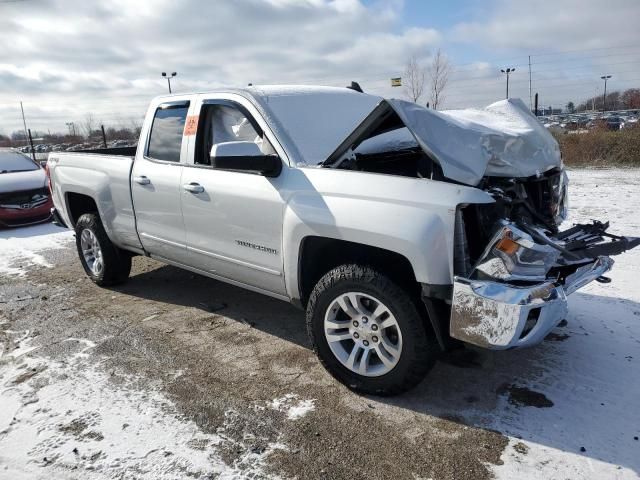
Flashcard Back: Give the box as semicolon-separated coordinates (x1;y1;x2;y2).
0;148;53;228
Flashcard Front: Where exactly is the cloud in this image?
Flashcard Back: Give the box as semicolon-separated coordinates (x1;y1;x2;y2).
0;0;441;134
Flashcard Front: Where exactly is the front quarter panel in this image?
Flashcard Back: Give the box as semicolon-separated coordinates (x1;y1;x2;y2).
281;168;493;299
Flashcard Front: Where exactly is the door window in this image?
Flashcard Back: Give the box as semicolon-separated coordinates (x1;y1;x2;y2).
147;103;189;162
195;103;275;166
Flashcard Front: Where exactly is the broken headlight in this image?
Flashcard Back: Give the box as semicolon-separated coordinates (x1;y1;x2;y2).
473;222;560;282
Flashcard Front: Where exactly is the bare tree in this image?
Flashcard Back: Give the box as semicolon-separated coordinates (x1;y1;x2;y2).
404;54;426;103
81;113;95;139
129;117;143;137
428;49;451;110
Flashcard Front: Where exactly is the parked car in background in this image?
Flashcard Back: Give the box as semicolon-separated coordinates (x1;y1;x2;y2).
605;116;623;131
0;148;52;227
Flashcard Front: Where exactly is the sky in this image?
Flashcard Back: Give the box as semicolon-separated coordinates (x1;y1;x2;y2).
1;0;639;136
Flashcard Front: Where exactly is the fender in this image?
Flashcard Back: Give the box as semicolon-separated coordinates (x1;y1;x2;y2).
281;167;493;300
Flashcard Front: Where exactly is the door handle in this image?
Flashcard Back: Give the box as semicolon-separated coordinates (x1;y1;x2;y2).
133;176;151;185
183;182;204;194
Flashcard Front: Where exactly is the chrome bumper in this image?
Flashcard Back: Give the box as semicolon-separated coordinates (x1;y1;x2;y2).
450;256;614;349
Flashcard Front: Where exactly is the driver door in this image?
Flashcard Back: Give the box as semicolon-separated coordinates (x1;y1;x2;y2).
180;96;287;296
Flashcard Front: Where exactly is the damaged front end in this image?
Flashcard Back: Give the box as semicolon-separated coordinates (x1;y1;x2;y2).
449;176;640;349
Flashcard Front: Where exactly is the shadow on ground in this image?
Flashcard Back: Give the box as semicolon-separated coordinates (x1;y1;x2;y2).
114;262;639;474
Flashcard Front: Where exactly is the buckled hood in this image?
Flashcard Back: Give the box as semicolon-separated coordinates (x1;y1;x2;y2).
387;98;562;186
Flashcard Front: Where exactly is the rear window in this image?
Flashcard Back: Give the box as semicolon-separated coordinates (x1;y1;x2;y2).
0;150;39;173
147;103;189;162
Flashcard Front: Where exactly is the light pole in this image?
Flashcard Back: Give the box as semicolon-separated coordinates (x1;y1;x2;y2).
600;75;611;113
65;122;76;137
501;68;515;99
161;72;177;94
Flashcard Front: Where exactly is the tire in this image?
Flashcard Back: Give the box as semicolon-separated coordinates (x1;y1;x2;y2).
306;264;437;396
75;213;131;286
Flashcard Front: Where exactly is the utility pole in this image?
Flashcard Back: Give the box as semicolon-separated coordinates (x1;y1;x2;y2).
600;75;611;113
161;72;177;93
20;101;29;147
528;56;532;110
27;129;36;162
101;125;107;148
501;68;515;99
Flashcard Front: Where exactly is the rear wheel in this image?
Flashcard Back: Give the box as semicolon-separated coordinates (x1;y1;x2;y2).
75;213;131;286
306;264;438;396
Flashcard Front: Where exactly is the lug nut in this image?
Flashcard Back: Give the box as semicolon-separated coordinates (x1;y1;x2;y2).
372;336;378;343
362;317;368;324
363;340;369;346
353;321;359;327
371;324;378;331
353;332;359;339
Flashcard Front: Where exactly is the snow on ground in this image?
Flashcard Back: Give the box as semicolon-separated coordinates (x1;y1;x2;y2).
267;394;316;420
0;328;294;479
0;169;638;479
490;169;640;479
0;223;73;276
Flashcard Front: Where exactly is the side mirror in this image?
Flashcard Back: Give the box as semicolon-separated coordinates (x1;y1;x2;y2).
210;141;282;177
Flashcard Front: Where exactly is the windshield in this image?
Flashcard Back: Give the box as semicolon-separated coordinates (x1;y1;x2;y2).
0;150;39;174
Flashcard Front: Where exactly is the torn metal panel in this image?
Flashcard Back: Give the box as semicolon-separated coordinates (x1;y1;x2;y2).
387;98;562;186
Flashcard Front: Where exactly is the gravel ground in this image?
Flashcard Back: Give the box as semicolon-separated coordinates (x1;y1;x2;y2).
1;169;638;479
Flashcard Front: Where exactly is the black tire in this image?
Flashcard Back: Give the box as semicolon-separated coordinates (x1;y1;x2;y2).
75;213;131;286
306;264;437;396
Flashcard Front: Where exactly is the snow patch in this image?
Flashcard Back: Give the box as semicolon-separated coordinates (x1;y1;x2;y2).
268;393;316;420
0;330;284;479
0;222;73;276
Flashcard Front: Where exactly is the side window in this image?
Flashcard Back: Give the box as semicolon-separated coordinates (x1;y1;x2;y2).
147;103;189;162
196;103;276;166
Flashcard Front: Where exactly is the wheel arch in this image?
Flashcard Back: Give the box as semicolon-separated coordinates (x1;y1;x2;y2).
296;236;419;308
66;191;100;227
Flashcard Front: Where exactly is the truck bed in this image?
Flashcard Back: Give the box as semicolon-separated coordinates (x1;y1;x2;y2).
48;151;142;251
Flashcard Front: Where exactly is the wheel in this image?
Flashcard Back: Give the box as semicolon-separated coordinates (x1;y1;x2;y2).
75;213;131;286
306;264;438;396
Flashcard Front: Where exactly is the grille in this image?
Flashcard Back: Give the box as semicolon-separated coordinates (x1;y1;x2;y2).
0;187;49;206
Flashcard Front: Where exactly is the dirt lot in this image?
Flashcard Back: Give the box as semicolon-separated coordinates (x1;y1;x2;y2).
1;169;639;479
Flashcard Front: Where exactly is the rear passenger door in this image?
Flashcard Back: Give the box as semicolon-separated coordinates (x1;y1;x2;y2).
131;99;192;264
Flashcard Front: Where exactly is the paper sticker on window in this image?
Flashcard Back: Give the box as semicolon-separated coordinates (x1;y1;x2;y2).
184;115;199;136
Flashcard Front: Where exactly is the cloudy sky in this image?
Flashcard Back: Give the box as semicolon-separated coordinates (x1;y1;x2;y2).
1;0;639;135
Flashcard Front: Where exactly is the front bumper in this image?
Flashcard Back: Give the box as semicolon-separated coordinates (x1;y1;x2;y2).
0;199;53;228
450;255;614;350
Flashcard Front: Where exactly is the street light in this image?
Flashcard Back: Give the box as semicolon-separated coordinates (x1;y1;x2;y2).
600;75;612;113
161;72;177;94
501;68;515;99
65;122;76;137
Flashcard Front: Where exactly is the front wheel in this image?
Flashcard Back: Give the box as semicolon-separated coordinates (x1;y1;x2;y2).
306;264;438;396
75;213;131;286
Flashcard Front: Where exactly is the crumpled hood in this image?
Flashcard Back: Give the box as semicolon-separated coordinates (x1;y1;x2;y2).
0;168;47;193
387;98;562;186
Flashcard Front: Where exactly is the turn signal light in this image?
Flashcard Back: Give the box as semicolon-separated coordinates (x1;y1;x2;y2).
496;235;519;255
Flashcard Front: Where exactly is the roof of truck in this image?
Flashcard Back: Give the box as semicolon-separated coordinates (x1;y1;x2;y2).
154;85;383;165
154;84;379;100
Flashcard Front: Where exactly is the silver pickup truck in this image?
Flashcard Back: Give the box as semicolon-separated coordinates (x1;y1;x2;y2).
48;86;638;395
